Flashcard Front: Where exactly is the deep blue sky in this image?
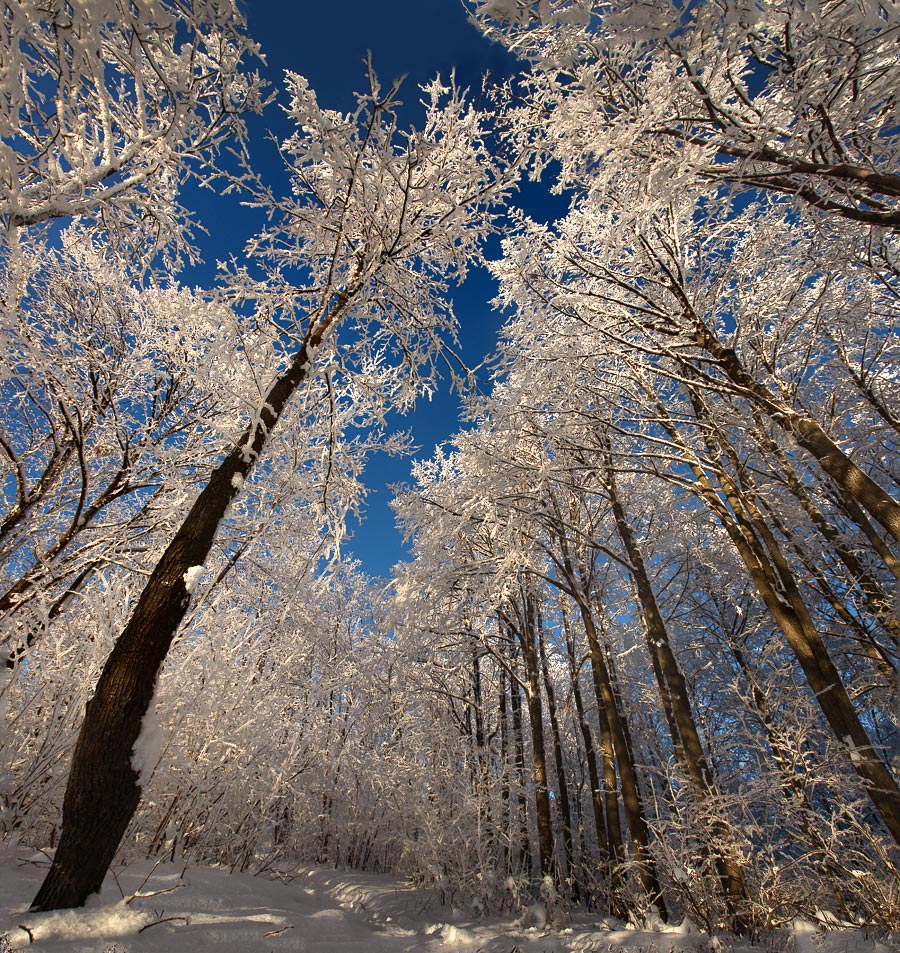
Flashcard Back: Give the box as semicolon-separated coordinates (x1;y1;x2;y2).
217;2;520;578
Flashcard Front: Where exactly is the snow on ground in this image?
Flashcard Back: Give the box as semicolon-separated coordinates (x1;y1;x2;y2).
0;846;895;953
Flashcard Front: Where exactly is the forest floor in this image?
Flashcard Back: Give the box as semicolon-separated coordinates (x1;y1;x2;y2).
0;847;894;953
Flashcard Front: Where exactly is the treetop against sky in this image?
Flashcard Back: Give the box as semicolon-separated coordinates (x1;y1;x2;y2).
185;0;521;579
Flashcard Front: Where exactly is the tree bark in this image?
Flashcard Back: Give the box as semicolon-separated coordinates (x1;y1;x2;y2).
575;590;667;916
508;592;555;883
662;387;900;849
546;526;665;918
604;461;752;931
509;661;533;880
498;668;512;873
691;319;900;544
538;620;578;896
31;336;321;910
562;600;609;882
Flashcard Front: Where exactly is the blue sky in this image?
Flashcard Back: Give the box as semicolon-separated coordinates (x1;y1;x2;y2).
216;2;520;578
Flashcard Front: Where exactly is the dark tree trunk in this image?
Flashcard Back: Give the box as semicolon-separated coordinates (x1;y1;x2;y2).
509;663;533;879
692;319;900;543
563;611;608;866
576;593;667;918
545;525;666;919
498;668;511;872
31;341;318;910
508;595;555;883
665;387;900;849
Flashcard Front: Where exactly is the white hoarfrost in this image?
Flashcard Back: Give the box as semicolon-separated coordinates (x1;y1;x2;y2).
131;684;163;788
183;565;204;594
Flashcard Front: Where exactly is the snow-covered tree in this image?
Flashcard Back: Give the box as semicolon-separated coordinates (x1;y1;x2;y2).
0;0;266;262
0;231;252;666
29;58;517;907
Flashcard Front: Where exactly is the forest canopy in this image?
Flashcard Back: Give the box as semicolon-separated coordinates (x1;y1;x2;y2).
0;0;898;934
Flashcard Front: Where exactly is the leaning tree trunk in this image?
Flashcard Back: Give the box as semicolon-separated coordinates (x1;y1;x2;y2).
574;585;667;917
690;317;900;544
31;333;324;911
604;462;752;932
547;528;664;919
665;388;900;849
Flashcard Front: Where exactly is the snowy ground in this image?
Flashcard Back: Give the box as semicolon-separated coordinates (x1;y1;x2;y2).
0;847;895;953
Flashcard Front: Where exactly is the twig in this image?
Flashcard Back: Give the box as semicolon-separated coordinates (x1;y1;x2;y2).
253;854;280;878
17;848;53;868
128;883;184;904
263;924;294;937
16;923;34;944
137;915;189;933
125;856;171;904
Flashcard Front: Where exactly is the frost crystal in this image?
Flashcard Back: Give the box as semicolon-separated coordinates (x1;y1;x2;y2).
231;473;244;491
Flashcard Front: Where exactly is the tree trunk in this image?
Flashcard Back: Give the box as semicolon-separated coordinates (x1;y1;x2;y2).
507;592;555;883
498;668;512;873
31;338;320;910
748;408;900;589
509;661;533;879
539;621;578;896
562;600;609;879
575;590;667;916
664;387;900;849
692;319;900;544
604;462;752;931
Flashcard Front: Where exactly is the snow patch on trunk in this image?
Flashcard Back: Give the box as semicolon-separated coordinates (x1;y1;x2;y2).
131;682;163;788
183;564;204;594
